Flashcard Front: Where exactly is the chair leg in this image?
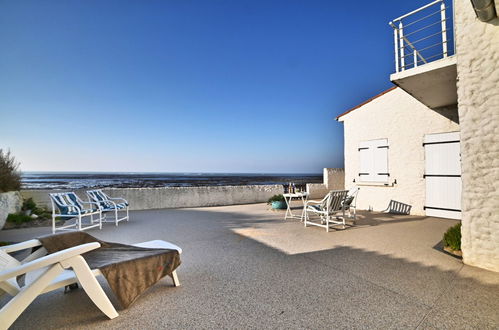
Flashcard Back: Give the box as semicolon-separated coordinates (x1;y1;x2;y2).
115;208;119;226
0;264;64;329
170;270;180;287
63;256;118;319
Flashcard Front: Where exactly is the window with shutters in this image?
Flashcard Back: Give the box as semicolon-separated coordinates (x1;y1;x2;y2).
358;139;389;183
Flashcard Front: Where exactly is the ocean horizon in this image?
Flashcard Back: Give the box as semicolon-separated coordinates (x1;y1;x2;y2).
21;171;323;190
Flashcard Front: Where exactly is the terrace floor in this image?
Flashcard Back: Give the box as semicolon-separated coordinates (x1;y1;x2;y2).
1;203;498;329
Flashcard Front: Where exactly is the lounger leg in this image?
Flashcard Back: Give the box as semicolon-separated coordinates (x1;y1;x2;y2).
0;264;64;329
78;215;82;231
63;256;118;319
115;208;118;226
99;211;103;230
170;270;180;287
126;207;129;221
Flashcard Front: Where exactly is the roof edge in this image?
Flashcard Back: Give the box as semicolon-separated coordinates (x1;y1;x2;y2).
335;86;398;121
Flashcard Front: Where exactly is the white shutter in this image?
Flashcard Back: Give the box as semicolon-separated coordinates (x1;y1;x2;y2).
359;141;373;181
373;139;389;182
358;139;389;183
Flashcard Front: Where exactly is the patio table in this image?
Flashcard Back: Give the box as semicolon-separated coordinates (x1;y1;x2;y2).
283;192;309;221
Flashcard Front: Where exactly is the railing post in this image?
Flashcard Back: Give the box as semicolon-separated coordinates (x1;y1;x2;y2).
398;21;405;71
393;27;399;72
440;1;448;57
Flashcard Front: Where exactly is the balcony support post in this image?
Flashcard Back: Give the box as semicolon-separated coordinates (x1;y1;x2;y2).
398;22;405;71
441;2;448;57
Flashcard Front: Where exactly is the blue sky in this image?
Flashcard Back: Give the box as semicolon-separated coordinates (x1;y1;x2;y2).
0;0;435;173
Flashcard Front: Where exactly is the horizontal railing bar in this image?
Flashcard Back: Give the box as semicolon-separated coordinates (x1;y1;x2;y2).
402;8;445;28
403;20;444;38
390;0;443;22
399;42;445;59
400;29;446;45
399;53;446;68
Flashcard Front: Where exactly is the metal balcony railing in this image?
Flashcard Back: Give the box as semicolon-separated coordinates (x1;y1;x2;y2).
389;0;454;73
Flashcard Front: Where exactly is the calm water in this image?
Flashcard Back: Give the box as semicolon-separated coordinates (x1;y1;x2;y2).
21;172;323;190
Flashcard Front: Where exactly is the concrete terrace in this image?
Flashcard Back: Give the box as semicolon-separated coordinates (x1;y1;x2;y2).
1;203;498;329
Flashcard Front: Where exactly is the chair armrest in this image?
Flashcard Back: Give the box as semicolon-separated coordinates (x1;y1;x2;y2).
0;239;42;253
0;242;100;282
107;197;127;204
79;201;102;208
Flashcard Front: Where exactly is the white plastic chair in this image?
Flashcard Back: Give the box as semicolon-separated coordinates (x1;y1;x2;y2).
0;239;182;329
49;192;102;233
304;190;349;232
86;189;129;226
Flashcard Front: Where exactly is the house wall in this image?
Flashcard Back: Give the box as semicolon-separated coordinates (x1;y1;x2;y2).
339;88;459;215
455;1;499;272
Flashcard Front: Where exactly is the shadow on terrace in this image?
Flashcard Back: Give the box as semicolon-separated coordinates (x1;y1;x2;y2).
1;204;498;329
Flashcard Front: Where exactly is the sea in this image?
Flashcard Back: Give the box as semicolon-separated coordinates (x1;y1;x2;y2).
21;172;323;190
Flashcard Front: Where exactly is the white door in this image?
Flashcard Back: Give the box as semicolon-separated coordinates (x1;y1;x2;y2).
424;132;461;219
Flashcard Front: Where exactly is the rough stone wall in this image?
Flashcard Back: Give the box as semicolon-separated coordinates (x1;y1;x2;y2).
455;1;499;272
0;191;23;229
21;185;284;211
339;87;459;215
324;168;345;190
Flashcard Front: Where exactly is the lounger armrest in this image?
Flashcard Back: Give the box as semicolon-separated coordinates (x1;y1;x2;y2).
0;239;42;253
0;242;100;282
306;200;322;204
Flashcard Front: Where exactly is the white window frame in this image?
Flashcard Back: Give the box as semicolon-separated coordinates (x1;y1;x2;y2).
358;138;389;183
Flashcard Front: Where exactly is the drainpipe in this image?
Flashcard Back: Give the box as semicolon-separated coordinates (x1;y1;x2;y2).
470;0;497;22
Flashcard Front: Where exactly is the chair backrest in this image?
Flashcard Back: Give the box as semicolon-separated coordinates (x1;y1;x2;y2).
343;187;359;208
49;192;83;215
322;190;349;213
87;189;112;208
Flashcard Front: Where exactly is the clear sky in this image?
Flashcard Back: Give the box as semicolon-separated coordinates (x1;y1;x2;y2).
0;0;434;173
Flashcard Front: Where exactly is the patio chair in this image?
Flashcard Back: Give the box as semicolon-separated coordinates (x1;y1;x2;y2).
304;190;349;232
49;192;102;233
86;189;129;226
0;238;182;329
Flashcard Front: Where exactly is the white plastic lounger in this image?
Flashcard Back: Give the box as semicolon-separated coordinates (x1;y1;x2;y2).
0;239;181;329
86;189;129;226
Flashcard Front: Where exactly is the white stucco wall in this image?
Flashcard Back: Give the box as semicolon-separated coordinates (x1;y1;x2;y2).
455;1;499;272
339;87;459;215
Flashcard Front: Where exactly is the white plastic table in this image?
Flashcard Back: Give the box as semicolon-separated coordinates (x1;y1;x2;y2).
283;192;309;221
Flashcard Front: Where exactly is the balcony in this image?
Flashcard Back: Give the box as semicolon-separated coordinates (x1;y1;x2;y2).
389;0;457;109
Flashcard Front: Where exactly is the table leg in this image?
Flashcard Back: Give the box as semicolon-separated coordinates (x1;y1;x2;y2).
284;196;293;220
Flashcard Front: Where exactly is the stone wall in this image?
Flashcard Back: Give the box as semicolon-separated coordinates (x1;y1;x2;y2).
338;87;459;215
0;191;23;229
21;185;284;211
324;168;345;190
305;168;345;199
455;1;499;272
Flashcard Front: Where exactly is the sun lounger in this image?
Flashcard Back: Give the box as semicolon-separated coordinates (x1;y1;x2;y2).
0;233;182;329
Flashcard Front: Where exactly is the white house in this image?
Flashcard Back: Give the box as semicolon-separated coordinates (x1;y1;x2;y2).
337;0;499;272
337;87;460;218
